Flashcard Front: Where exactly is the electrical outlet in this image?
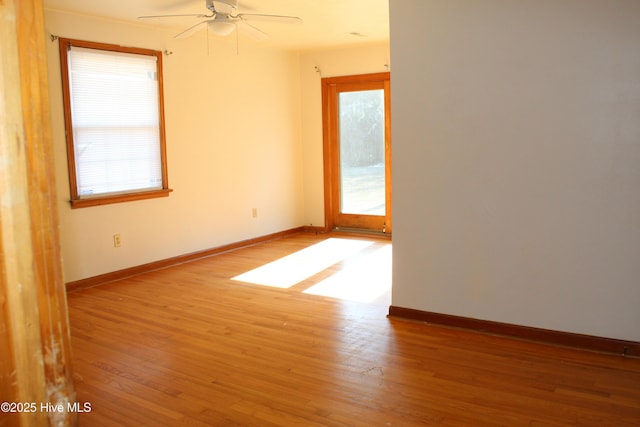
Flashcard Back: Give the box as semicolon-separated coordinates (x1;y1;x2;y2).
252;208;258;218
113;234;122;248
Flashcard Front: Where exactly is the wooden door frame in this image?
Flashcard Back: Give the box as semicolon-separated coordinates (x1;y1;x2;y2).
321;72;392;234
1;1;77;425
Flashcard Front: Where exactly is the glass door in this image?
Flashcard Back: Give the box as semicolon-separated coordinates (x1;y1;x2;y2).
322;73;391;233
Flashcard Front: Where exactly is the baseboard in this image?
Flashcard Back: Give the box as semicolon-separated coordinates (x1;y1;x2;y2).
66;227;305;292
303;225;330;234
388;306;640;358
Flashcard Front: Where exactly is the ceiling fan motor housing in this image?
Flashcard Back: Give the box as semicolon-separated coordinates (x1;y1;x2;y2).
211;0;238;15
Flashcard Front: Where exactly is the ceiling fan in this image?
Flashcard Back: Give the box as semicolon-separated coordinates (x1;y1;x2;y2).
138;0;302;40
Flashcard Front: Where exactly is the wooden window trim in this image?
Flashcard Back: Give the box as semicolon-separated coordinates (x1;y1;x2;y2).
58;38;172;208
69;188;173;208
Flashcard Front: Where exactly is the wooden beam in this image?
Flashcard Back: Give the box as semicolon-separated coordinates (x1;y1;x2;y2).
0;0;77;425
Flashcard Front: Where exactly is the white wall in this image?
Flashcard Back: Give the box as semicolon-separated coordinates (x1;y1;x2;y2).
299;43;390;227
45;10;304;282
390;0;640;341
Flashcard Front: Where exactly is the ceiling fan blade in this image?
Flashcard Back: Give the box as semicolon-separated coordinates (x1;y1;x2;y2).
138;13;211;19
174;20;211;39
237;21;268;41
237;14;302;24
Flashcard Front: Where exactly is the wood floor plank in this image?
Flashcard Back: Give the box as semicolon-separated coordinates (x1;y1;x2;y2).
65;233;640;426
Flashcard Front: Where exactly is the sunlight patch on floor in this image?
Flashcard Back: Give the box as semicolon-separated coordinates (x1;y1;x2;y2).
231;238;374;288
303;245;391;303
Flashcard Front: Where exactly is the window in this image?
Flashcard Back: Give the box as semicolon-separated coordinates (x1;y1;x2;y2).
59;38;171;208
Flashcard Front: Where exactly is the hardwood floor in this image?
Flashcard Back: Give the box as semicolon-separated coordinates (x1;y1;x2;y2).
66;233;640;426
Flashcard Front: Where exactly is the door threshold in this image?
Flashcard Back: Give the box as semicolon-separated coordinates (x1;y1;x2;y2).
332;227;392;239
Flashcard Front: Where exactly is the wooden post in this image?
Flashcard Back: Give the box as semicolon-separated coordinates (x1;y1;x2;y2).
0;0;77;426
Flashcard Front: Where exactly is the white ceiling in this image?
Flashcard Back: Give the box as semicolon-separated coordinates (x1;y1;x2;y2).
43;0;390;51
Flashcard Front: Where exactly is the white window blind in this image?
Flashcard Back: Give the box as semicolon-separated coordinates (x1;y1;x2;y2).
68;46;162;197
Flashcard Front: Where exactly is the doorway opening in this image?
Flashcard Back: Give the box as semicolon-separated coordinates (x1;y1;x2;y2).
322;72;392;235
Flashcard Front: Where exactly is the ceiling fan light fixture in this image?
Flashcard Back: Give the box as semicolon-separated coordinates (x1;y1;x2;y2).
208;20;235;36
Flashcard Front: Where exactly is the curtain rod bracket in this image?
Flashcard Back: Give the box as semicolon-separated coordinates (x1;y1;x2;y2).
50;34;59;42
